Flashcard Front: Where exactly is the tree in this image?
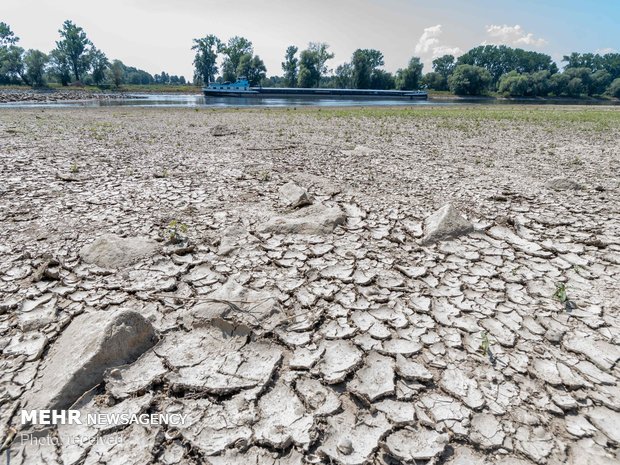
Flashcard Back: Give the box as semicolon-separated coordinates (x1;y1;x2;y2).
563;68;592;95
55;20;93;82
237;53;266;85
566;77;586;97
602;53;620;80
222;36;253;82
458;45;556;87
608;78;620;98
48;49;71;85
297;48;320;87
590;69;612;95
432;54;455;90
334;62;353;88
370;69;395;90
0;23;23;84
423;72;446;90
192;35;221;85
110;59;124;87
395;57;423;90
281;45;298;87
550;73;570;96
0;46;26;84
350;49;384;89
498;71;529;96
89;47;108;85
308;42;334;85
23;49;48;87
0;22;19;46
448;64;491;95
530;70;552;96
296;42;334;87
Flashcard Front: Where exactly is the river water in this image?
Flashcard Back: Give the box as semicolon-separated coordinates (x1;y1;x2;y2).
1;93;618;108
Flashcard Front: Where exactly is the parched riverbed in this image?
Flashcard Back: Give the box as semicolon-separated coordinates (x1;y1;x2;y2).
1;106;619;464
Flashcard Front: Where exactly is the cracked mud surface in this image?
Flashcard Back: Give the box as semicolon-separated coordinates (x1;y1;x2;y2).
1;105;619;464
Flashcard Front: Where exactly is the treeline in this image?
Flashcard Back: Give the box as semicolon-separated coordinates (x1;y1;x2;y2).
424;46;620;98
192;33;620;98
4;19;620;98
192;34;424;90
0;21;184;87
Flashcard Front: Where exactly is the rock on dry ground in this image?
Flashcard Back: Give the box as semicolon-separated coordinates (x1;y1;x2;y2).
0;105;619;465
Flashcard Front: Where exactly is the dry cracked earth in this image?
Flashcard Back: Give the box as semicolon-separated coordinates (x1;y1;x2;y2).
0;105;619;465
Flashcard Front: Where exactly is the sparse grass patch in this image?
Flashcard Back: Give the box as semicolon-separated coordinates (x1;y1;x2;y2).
311;105;620;132
165;220;188;244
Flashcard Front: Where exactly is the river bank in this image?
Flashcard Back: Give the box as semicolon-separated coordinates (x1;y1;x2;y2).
2;86;618;105
1;105;619;465
0;88;145;104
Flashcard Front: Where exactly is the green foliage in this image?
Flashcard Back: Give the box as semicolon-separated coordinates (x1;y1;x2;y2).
297;49;320;88
529;70;552;96
395;57;423;90
0;22;19;46
431;54;455;90
498;70;529;96
562;52;620;80
109;59;124;87
88;47;109;85
48;49;71;85
0;45;25;84
192;35;222;85
236;53;266;86
458;45;557;87
297;42;333;87
590;69;612;95
334;62;352;88
423;71;447;91
448;64;491;95
281;45;298;87
608;78;620;98
349;49;387;89
23;49;48;87
221;36;253;82
553;283;568;303
166;220;188;243
479;331;493;357
370;69;395;90
55;20;93;82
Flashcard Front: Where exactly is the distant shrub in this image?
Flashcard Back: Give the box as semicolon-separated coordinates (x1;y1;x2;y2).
607;78;620;98
448;65;491;96
498;71;529;97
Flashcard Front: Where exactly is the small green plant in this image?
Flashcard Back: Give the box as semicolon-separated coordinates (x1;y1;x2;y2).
553;282;576;312
70;162;79;173
479;331;493;357
553;283;568;303
166;220;188;243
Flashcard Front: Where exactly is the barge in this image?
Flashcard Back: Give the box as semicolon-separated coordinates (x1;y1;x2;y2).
203;78;428;100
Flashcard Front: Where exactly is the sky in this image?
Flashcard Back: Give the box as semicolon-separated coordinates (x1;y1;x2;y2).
3;0;619;79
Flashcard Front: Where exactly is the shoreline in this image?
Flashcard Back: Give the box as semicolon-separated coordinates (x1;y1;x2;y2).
1;86;618;105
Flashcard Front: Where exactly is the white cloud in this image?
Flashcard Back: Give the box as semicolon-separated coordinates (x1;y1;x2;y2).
415;25;442;55
414;25;462;70
484;24;547;47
